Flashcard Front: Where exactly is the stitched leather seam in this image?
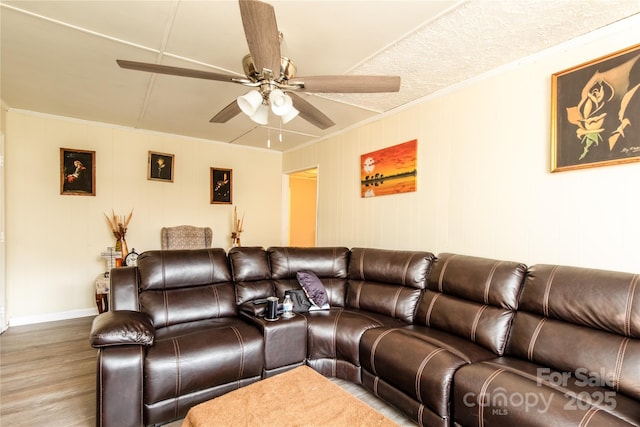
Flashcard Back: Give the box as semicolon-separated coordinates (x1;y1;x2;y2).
543;265;559;317
625;275;638;337
354;282;363;309
211;285;220;318
359;249;366;280
613;337;629;392
163;290;169;329
471;305;488;343
415;348;446;403
332;311;342;358
417;404;425;427
284;247;291;277
230;326;245;378
368;328;398;376
171;338;181;418
332;247;337;277
528;318;546;360
207;249;214;285
401;254;414;287
578;407;600;427
373;375;379;397
438;255;455;292
98;352;103;427
138;346;144;426
477;368;505;427
391;287;403;318
484;261;500;304
424;293;440;327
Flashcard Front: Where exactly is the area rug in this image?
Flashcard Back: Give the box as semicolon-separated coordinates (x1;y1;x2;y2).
181;365;399;427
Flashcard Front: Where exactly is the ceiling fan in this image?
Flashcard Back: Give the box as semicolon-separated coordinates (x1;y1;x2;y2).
116;0;401;130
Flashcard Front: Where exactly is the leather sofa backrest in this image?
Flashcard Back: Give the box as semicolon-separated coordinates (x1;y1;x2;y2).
136;249;237;328
268;246;350;305
347;248;435;323
416;253;527;355
229;246;274;304
507;264;640;400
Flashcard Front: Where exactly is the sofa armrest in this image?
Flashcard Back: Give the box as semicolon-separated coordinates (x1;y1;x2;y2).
90;310;155;348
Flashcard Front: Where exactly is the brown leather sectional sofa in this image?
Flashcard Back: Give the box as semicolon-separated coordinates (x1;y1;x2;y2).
89;246;640;427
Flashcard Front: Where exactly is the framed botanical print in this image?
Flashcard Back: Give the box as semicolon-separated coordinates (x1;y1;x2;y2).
60;148;95;196
210;168;232;204
551;43;640;172
148;151;174;182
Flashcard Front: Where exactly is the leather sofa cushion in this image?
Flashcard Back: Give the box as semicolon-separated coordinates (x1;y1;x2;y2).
268;246;350;279
453;357;640;426
361;325;496;420
229;246;271;281
416;253;527;355
347;281;422;324
348;248;435;289
304;308;404;367
90;310;154;347
508;264;640;401
229;247;275;304
140;282;237;328
144;318;264;405
519;264;640;338
137;249;232;291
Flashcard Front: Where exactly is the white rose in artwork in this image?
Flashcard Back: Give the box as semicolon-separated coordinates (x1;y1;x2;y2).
363;157;375;173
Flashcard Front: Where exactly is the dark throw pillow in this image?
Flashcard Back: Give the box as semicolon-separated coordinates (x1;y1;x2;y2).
296;270;329;308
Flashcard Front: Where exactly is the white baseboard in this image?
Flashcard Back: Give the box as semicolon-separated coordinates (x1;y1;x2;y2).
9;307;97;327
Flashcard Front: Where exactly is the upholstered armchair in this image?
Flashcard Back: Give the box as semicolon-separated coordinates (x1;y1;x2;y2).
160;225;212;250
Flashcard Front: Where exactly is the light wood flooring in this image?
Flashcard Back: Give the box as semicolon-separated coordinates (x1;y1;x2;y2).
0;316;416;427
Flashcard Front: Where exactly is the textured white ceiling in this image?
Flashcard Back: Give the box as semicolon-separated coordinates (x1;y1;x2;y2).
1;0;639;151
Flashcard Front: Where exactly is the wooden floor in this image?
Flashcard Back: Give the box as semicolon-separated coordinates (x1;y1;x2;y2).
0;316;416;427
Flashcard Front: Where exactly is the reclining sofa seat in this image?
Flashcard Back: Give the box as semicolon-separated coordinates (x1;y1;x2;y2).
453;264;640;426
94;249;264;427
360;253;528;427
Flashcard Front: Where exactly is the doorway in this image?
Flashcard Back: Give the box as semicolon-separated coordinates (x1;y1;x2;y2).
286;167;318;247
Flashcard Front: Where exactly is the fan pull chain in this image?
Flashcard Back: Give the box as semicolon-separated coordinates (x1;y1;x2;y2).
267;124;271;148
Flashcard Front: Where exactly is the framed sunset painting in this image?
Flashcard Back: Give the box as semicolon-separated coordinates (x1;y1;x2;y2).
360;139;417;198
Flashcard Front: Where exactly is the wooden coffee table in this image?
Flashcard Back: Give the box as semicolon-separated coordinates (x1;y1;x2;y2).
181;365;399;426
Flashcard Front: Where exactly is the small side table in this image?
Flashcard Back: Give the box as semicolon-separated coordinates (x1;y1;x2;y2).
95;273;110;314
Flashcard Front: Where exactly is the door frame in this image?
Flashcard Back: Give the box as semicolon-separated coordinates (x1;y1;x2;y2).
282;166;319;246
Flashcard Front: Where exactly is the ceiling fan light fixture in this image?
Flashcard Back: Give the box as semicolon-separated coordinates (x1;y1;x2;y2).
237;90;263;116
250;103;269;125
281;106;299;124
269;89;293;116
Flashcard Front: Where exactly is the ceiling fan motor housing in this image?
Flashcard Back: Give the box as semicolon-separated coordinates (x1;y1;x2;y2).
242;54;296;83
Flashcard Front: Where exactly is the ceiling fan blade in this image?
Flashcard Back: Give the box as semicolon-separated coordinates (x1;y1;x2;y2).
210;101;242;123
288;92;335;130
290;75;401;93
238;0;281;76
117;60;238;83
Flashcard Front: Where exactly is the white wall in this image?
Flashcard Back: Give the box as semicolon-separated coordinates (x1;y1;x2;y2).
284;16;640;274
5;111;283;324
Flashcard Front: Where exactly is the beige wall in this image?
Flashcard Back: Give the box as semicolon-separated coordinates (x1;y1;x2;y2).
5;111;283;324
284;16;640;274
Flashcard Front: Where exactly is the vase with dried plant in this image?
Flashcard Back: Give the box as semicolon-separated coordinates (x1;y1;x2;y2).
104;209;133;262
231;206;245;247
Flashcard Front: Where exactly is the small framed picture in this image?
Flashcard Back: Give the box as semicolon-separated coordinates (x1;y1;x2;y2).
210;168;232;204
60;148;96;196
148;151;174;182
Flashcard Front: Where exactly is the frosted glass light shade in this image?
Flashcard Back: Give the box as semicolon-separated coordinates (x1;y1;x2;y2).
281;106;299;124
270;89;293;116
250;104;269;125
237;90;263;116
